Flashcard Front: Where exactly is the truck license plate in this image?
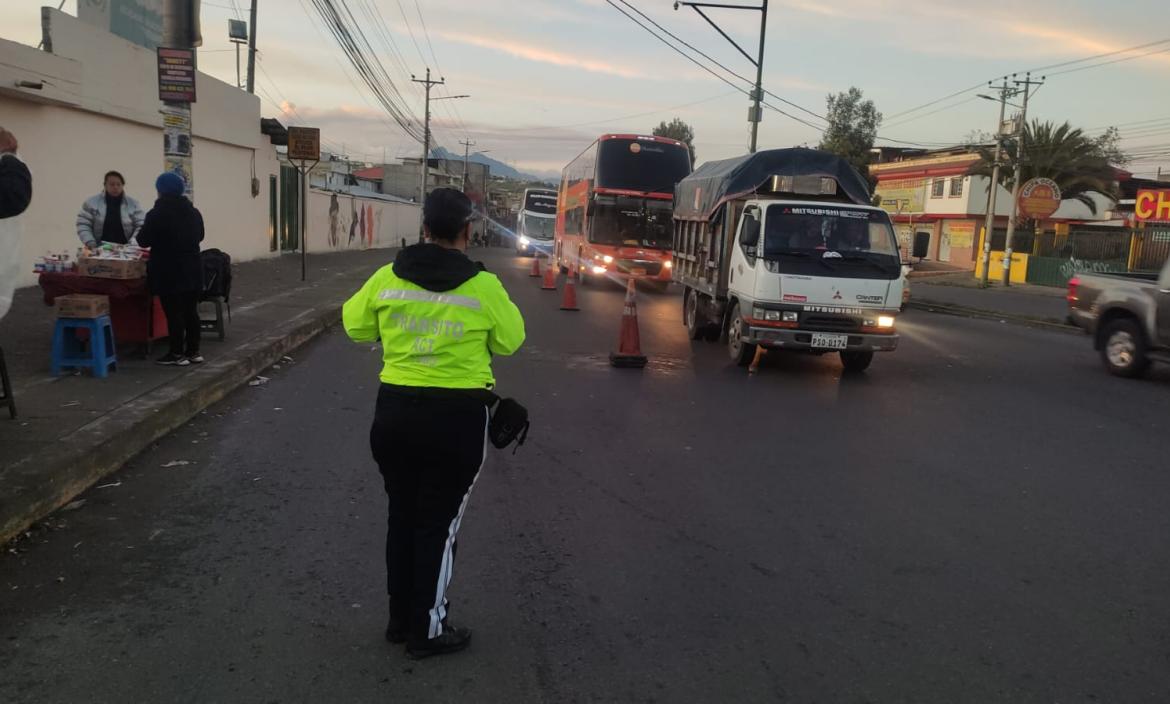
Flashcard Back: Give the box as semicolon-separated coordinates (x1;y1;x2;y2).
810;333;848;350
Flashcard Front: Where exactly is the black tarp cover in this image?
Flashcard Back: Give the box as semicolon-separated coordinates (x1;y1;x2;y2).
674;148;871;221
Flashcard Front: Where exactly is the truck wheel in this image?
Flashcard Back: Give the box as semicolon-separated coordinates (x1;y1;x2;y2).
1100;319;1149;378
840;350;874;373
685;289;705;340
727;303;757;366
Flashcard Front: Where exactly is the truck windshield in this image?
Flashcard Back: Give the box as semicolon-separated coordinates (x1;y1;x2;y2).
520;214;555;239
764;205;899;259
590;196;674;249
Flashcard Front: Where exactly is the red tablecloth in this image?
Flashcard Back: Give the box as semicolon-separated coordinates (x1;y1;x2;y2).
39;272;167;344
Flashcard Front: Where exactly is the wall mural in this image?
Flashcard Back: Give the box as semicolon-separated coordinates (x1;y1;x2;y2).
321;193;397;251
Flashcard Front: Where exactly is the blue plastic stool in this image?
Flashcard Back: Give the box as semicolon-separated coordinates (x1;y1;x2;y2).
51;316;117;378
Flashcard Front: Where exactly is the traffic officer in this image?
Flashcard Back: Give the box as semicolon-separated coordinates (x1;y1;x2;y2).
343;187;525;659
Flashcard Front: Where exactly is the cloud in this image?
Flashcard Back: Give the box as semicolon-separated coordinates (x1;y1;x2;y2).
432;28;652;79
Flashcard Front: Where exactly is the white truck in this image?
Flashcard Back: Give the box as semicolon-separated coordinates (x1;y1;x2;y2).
672;149;905;372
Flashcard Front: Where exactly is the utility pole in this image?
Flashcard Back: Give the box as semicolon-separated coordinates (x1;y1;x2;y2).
978;78;1021;288
411;69;443;209
246;0;258;94
1002;72;1044;286
161;0;201;198
460;139;475;192
676;0;768;153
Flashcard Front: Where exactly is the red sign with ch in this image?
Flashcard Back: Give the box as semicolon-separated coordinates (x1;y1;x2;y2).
1135;189;1170;223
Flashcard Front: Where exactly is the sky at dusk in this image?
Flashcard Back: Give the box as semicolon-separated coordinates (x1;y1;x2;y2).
7;0;1170;179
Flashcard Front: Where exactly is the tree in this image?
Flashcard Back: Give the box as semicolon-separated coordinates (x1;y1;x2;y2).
817;87;882;177
1093;126;1130;168
973;120;1119;214
653;117;696;165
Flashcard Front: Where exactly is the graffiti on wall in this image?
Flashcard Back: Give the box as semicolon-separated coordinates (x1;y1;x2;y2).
327;194;386;250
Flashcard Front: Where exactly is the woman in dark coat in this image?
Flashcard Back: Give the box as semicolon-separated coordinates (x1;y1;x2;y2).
136;173;205;366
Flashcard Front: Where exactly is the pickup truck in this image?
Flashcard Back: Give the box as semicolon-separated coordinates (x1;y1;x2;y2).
1067;256;1170;377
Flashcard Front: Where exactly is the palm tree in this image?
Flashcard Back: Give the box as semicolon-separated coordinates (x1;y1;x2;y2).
973;120;1119;214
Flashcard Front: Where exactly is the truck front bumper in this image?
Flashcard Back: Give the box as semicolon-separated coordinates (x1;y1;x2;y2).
747;326;899;352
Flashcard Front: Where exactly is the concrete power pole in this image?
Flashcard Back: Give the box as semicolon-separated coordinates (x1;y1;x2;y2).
245;0;257;94
1002;72;1044;287
979;79;1020;288
460;139;475;192
411;68;443;210
161;0;201;198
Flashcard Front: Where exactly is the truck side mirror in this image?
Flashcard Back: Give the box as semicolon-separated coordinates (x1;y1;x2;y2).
741;218;760;247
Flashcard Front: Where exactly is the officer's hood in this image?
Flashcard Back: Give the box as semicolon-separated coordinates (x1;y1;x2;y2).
392;243;482;292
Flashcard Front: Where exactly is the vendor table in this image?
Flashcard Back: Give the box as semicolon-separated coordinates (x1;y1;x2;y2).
38;272;167;351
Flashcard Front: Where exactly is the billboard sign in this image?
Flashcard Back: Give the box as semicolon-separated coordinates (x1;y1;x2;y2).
79;0;164;50
287;127;321;162
1017;178;1062;220
1135;189;1170;223
157;48;197;103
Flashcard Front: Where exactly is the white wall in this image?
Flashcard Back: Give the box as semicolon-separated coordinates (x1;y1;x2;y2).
0;10;281;288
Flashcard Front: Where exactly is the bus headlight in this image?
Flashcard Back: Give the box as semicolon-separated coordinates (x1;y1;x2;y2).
592;265;607;275
603;255;614;264
663;260;672;269
519;236;530;246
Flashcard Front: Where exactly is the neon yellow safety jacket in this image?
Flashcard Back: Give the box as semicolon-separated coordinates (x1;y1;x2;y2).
343;251;525;389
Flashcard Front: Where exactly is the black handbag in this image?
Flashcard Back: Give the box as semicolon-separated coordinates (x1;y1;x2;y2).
488;395;529;453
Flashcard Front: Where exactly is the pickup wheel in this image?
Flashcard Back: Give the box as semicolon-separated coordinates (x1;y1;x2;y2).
727;303;757;366
840;350;875;374
1100;318;1150;378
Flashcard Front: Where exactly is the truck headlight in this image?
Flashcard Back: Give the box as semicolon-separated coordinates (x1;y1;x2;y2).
765;310;781;321
753;306;766;320
877;315;896;328
782;311;798;323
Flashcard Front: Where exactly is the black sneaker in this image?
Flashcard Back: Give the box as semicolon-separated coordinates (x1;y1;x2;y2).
186;354;205;365
156;354;190;367
406;625;472;659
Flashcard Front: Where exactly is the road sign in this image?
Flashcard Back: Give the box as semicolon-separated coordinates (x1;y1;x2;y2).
287;127;321;162
157;48;197;103
1017;177;1062;220
1135;189;1170;223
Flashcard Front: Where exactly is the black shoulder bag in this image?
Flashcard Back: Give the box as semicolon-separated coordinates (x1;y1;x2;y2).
487;394;530;454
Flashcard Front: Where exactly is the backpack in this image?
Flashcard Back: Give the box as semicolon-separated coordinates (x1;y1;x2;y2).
201;248;233;302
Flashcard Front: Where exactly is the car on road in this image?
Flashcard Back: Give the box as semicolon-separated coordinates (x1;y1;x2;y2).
1067;255;1170;377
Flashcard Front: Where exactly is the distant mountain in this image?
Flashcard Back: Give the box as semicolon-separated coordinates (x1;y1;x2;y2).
431;147;553;184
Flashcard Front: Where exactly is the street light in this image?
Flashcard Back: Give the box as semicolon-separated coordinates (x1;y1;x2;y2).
675;0;769;153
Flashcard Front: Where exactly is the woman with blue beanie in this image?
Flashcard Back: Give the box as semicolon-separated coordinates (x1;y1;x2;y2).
136;172;205;366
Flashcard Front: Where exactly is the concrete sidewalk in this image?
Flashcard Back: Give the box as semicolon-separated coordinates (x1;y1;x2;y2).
908;273;1072;327
0;249;397;544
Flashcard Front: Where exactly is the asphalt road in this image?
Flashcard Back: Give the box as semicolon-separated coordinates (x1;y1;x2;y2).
3;248;1169;703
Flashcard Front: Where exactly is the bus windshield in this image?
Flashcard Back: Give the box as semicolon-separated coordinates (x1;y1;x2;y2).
523;190;557;215
520;213;555;240
597;138;690;193
590;196;673;249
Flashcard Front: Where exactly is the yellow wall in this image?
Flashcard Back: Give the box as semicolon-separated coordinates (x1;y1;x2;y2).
973;251;1029;284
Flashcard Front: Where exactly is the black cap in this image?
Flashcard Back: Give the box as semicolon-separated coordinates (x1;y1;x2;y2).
424;187;476;240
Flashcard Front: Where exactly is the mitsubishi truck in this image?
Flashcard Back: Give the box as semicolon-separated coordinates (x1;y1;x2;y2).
1067;255;1170;377
672;148;904;372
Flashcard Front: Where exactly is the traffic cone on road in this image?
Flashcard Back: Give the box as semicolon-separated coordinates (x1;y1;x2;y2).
560;268;580;311
609;278;647;368
529;257;541;277
541;263;557;290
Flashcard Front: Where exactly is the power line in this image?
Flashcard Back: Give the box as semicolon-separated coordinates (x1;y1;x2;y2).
1025;38;1170;73
394;0;430;68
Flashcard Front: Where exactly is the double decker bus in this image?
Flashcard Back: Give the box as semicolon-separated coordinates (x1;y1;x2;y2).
515;188;557;256
556;134;691;287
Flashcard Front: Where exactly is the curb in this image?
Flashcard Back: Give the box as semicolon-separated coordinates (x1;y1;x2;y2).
0;304;343;546
906;298;1079;333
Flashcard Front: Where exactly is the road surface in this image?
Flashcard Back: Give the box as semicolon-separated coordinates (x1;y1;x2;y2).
3;248;1169;703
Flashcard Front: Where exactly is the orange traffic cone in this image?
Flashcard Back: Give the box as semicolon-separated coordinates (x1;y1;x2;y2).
542;263;557;290
609;278;647;368
560;269;580;311
529;257;541;277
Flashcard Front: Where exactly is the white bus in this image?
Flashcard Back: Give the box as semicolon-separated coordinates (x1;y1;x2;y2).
516;188;557;256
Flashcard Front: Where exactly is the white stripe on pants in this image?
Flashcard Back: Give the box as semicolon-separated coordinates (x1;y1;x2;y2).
427;407;490;639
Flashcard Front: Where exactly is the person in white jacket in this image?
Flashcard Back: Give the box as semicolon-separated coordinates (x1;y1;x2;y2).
0;126;31;321
75;171;145;248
